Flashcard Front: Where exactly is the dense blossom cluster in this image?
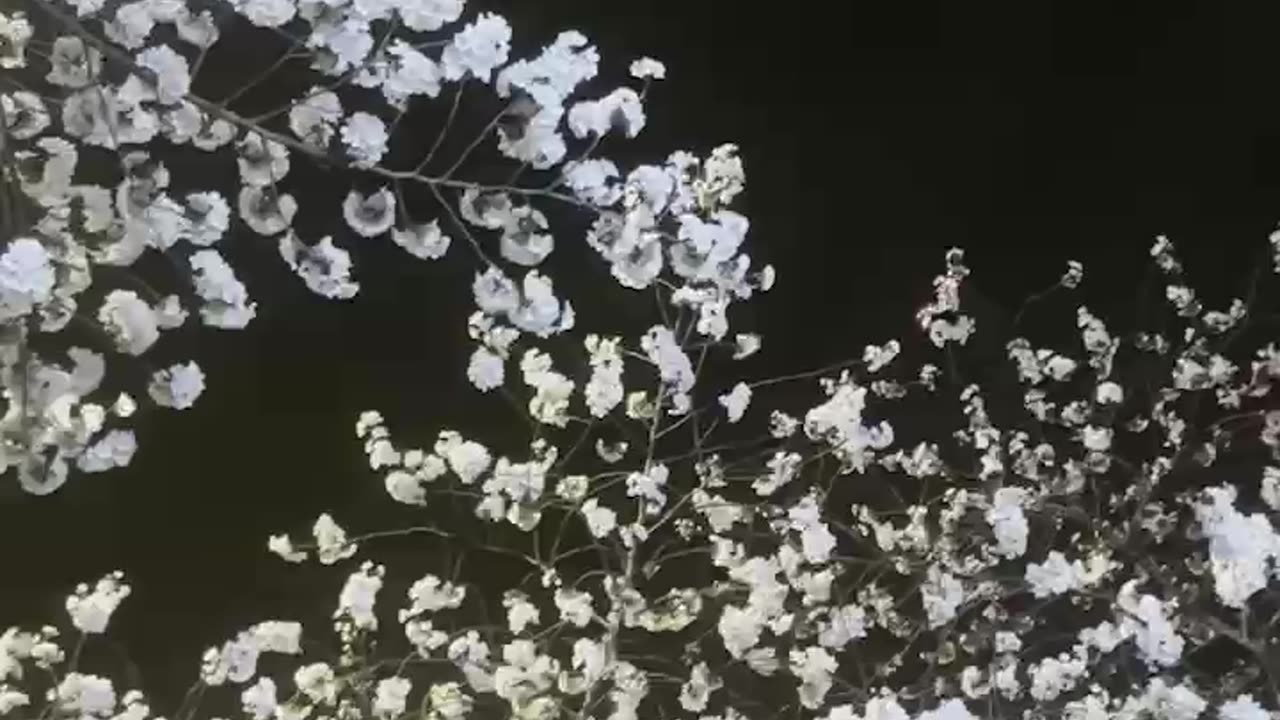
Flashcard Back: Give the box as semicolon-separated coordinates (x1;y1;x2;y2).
0;0;692;490
4;0;1280;718
226;228;1280;718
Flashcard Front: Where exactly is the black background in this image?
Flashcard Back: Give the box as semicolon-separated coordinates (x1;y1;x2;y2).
4;0;1280;707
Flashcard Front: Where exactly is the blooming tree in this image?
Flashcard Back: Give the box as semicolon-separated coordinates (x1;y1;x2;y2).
4;0;1280;719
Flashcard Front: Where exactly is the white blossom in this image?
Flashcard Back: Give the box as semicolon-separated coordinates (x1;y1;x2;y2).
55;674;116;718
1262;466;1280;511
1025;551;1086;598
1096;380;1123;404
1116;580;1184;668
77;430;138;472
279;234;360;299
1028;653;1088;702
241;677;277;720
235;0;295;26
985;487;1029;559
404;574;466;616
584;334;624;417
268;534;307;563
289;89;342;146
373;677;411;717
341;112;389;167
1081;425;1112;452
0;238;55;321
917;699;976;720
182;191;231;245
503;593;541;634
563;159;621;206
719;382;752;423
392;220;451;260
382;41;443;100
1220;695;1270;720
922;565;965;628
466;346;505;392
396;0;464;31
553;589;593;627
343;188;397;237
135;45;190;104
294;663;337;704
436;432;491;484
251;621;301;654
311;18;372;73
0;690;29;714
236;133;290;186
2;91;49;139
221;184;285;241
498;206;554;267
147;362;205;410
313;513;357;564
579;498;616;538
1193;484;1280;608
629;57;666;80
790;646;837;709
190;250;255;327
818;604;867;649
336;561;384;630
65;572;131;634
568;88;646;138
626;464;669;516
0;12;33;68
642;325;695;401
717;604;763;659
440;13;511;82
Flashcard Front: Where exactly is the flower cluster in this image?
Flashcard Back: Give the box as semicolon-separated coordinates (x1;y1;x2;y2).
227;233;1278;719
0;0;689;493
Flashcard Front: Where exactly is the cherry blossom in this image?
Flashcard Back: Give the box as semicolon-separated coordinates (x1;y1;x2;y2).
1;1;1279;718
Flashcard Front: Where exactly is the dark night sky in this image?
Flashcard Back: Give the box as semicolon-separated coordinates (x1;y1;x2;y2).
5;0;1280;707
